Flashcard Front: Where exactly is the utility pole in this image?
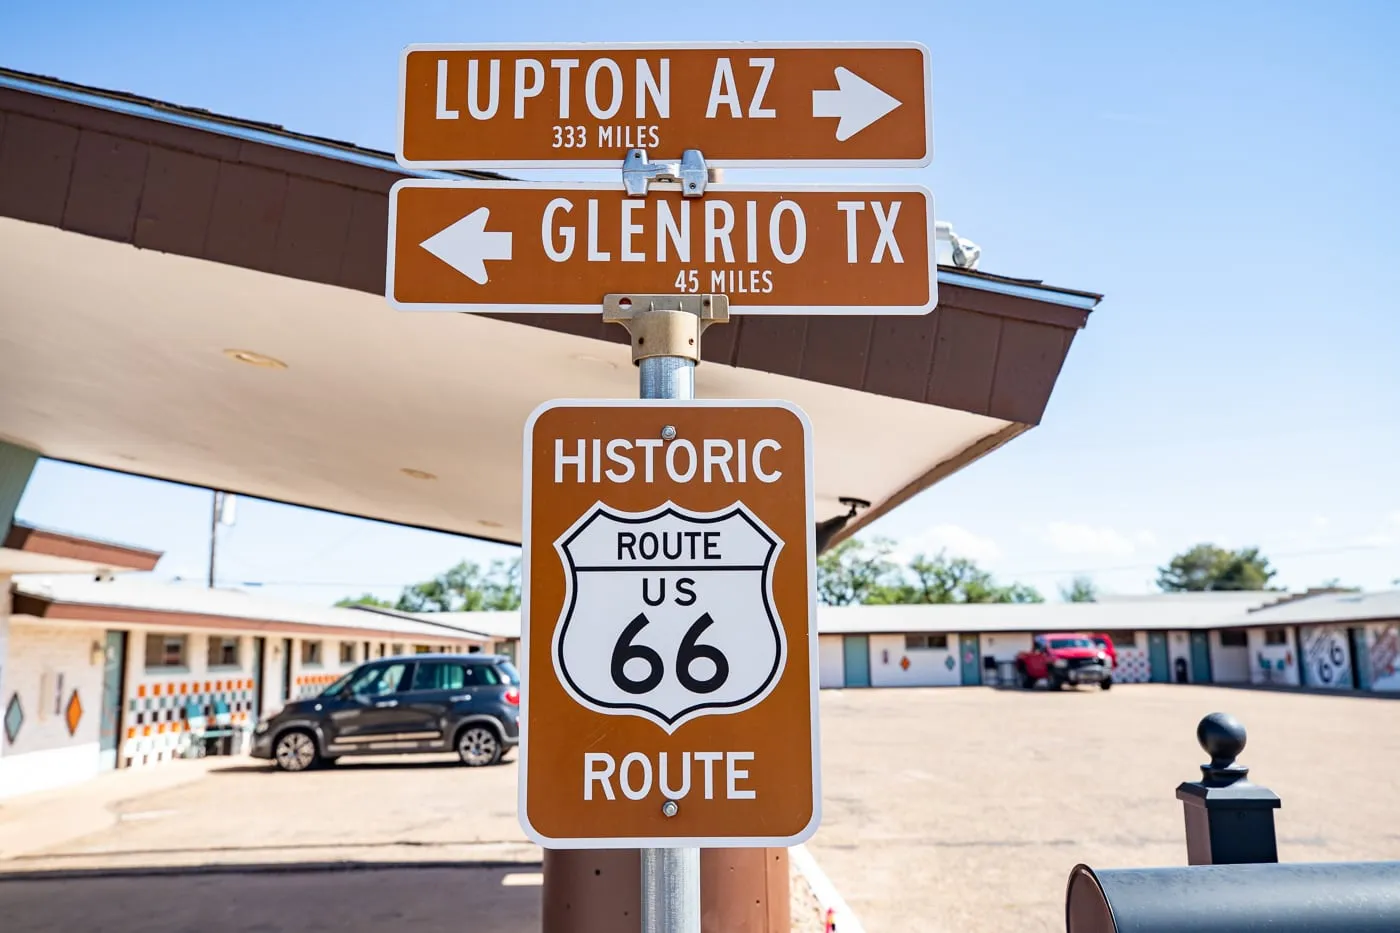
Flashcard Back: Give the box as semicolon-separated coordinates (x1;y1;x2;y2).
208;490;220;588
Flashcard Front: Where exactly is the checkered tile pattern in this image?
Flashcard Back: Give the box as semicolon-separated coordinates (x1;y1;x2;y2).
1114;648;1152;684
121;678;256;768
295;672;341;699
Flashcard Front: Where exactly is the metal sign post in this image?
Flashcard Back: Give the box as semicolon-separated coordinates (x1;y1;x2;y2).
603;155;727;932
391;37;933;931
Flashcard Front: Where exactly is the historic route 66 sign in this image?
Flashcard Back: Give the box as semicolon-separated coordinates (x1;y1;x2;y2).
553;502;785;732
520;399;819;848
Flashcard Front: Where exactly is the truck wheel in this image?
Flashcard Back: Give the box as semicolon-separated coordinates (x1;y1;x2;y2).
1018;667;1035;689
1049;676;1064;691
1100;677;1113;691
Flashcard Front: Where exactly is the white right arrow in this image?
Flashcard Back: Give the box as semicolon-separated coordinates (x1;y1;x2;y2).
811;67;903;142
419;207;513;285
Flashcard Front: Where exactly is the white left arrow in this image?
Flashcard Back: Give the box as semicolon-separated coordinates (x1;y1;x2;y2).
812;66;903;142
419;207;513;285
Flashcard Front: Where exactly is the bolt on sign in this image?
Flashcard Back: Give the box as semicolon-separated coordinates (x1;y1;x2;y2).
387;179;935;313
397;41;931;169
519;399;819;848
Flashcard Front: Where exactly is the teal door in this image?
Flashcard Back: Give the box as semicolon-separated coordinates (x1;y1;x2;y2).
1189;631;1213;683
1148;632;1170;683
960;634;982;686
842;635;871;687
98;631;127;771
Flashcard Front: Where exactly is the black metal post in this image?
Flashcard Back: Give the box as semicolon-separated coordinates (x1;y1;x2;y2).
1175;712;1281;865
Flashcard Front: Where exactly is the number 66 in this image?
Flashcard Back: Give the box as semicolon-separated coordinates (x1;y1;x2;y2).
611;612;730;695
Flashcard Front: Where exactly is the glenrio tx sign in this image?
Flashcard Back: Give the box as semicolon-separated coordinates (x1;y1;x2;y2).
387;179;935;313
519;400;819;848
397;41;932;168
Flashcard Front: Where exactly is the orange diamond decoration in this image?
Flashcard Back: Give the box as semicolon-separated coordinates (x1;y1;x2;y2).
64;689;83;737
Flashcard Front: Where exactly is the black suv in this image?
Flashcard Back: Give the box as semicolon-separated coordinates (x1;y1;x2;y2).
250;654;520;771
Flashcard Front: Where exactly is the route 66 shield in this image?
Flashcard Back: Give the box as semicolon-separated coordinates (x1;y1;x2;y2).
553;501;786;733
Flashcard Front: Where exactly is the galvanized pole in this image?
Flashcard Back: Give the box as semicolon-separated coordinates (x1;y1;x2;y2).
606;156;726;933
638;345;699;933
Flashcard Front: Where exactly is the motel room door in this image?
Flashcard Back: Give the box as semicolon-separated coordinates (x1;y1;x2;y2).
1189;631;1213;684
98;631;127;771
842;635;871;687
1148;632;1171;683
960;634;982;686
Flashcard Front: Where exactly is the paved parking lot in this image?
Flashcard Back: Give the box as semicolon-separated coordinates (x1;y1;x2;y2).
808;684;1400;933
3;686;1398;932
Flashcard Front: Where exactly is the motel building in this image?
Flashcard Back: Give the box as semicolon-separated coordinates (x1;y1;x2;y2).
0;522;517;800
0;64;1107;927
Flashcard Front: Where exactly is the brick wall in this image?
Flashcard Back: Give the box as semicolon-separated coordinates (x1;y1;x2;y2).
0;618;105;799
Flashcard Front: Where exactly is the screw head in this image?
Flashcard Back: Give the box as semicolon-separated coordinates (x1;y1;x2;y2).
661;800;679;818
661;425;677;440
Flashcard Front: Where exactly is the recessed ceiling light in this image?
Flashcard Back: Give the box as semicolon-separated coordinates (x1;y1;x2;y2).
223;349;287;369
400;468;437;480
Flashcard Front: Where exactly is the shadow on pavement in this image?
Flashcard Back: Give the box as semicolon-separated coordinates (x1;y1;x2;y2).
0;860;542;933
210;757;516;775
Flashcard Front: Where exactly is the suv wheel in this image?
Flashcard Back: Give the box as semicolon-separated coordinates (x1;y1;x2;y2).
457;724;503;767
273;730;319;772
1100;677;1113;691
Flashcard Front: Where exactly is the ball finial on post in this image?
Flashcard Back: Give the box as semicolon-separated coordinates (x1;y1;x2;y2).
1197;712;1249;782
1176;712;1281;865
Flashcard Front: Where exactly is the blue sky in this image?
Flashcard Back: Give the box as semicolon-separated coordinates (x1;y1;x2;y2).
6;0;1399;602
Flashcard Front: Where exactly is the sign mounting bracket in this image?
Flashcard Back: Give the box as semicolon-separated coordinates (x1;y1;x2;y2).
602;293;730;364
623;149;709;198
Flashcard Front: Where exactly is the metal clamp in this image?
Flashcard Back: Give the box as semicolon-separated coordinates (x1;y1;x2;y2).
623;149;709;197
603;293;730;364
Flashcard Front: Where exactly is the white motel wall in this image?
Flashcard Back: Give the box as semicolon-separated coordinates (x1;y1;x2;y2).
0;576;514;800
809;591;1400;694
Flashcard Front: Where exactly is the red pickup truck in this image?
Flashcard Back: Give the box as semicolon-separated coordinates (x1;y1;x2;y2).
1016;632;1116;690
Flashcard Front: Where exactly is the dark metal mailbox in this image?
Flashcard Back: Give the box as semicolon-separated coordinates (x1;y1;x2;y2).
1065;861;1400;933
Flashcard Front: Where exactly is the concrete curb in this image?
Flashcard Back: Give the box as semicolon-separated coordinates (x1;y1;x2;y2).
0;858;544;881
790;844;865;933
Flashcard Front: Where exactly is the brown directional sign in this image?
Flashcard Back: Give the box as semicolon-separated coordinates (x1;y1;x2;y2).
397;41;931;168
519;399;818;848
386;179;936;314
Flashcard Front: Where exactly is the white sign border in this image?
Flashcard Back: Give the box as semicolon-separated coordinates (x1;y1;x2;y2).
385;177;938;315
396;40;933;170
517;397;821;850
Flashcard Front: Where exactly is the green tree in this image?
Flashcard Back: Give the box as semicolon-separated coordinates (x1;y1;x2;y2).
338;556;522;612
1156;544;1277;592
334;593;396;609
816;537;900;606
817;539;1043;605
1059;575;1099;603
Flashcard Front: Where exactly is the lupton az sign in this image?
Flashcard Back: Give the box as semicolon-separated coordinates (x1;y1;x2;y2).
519;399;818;848
397;41;932;168
387;179;935;313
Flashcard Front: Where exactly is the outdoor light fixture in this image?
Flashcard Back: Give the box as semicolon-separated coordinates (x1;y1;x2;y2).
399;467;437;480
222;349;288;369
814;497;872;553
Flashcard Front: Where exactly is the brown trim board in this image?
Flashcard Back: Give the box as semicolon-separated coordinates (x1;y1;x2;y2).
10;592;483;642
4;523;163;571
830;422;1031;548
0;71;1099;430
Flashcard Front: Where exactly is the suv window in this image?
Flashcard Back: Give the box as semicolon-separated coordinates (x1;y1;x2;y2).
496;661;520;685
410;662;503;691
346;663;408;697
